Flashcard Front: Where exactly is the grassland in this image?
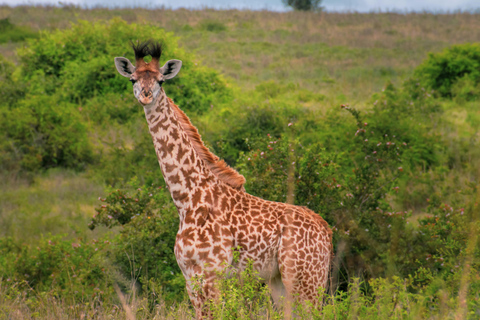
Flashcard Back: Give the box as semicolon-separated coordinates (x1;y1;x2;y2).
0;5;479;319
2;6;480;101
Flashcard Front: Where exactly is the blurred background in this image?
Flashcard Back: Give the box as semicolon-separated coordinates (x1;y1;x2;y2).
2;0;480;11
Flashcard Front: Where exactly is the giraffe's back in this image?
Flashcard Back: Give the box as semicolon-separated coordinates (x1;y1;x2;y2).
229;192;332;301
277;205;332;302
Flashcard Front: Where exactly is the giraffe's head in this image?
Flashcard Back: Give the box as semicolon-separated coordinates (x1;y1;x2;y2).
114;41;182;107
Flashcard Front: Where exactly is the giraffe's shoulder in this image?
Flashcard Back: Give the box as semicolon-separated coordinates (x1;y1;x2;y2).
285;205;332;234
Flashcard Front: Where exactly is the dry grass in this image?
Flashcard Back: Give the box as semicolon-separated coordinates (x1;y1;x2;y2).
0;6;479;103
0;170;107;244
2;7;479;47
0;286;194;320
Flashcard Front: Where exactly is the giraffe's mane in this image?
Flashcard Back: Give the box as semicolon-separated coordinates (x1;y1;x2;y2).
167;98;246;191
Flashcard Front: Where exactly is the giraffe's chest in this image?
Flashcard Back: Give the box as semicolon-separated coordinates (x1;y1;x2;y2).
228;201;285;280
232;218;282;280
174;219;235;275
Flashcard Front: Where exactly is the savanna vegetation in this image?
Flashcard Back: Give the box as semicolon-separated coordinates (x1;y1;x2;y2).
0;5;479;319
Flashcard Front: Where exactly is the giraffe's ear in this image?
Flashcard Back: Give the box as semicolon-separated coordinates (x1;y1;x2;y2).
160;60;182;80
114;57;135;78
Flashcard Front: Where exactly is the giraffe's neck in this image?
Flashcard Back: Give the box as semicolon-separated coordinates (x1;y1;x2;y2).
144;89;216;219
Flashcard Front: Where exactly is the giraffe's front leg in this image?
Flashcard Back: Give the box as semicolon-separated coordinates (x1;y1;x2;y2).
186;271;219;319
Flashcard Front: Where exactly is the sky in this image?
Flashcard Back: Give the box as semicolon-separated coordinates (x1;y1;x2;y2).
2;0;479;12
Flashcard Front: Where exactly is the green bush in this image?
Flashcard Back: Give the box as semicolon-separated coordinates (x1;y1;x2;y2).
413;43;480;99
18;18;231;114
234;88;462;285
0;18;233;175
236;109;412;282
209;89;315;165
89;178;185;303
0;95;93;171
0;235;112;301
0;18;38;44
207;259;280;319
0;54;24;106
199;20;228;33
283;0;323;11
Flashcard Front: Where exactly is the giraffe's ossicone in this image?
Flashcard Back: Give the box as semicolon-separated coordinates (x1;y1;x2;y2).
114;40;332;318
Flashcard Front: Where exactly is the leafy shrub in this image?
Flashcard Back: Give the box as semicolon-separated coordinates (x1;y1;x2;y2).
0;54;24;106
283;0;323;11
89;178;185;303
210;91;315;165
237;133;339;214
413;43;480;99
368;82;443;170
234;92;456;285
412;187;480;284
199;20;227;33
0;18;38;44
451;75;480;101
18;18;231;114
0;95;93;171
207;259;280;319
0;235;112;301
0;18;233;174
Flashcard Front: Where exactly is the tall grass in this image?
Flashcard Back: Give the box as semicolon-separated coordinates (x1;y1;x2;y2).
1;6;479;101
0;170;106;244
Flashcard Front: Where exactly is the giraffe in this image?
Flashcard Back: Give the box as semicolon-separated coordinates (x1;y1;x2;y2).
114;40;332;318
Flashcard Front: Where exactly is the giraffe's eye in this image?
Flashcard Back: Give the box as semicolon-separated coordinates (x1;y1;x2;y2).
130;79;137;84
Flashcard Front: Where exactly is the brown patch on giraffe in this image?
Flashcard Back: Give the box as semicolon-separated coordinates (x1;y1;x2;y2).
164;163;176;173
196;206;210;227
171;127;180;141
181;167;197;190
169;173;181;185
204;189;213;205
177;144;188;162
168;98;246;190
191;190;203;208
172;190;189;202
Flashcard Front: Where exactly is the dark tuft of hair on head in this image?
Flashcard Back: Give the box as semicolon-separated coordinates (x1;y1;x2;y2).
149;41;163;60
131;40;150;60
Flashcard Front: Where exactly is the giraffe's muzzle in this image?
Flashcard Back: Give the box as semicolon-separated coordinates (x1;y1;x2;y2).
139;90;154;105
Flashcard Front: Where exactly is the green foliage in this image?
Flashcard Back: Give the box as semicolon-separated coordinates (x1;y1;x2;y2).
238;134;339;212
0;95;93;172
94;123;162;186
210;88;314;165
235;77;457;285
411;187;480;289
283;0;323;11
199;20;228;33
17;18;231;113
413;43;480;99
0;235;112;301
368;82;443;170
0;54;24;106
0;18;38;44
236;112;415;282
451;75;480;101
0;18;232;175
89;178;185;303
206;259;281;319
